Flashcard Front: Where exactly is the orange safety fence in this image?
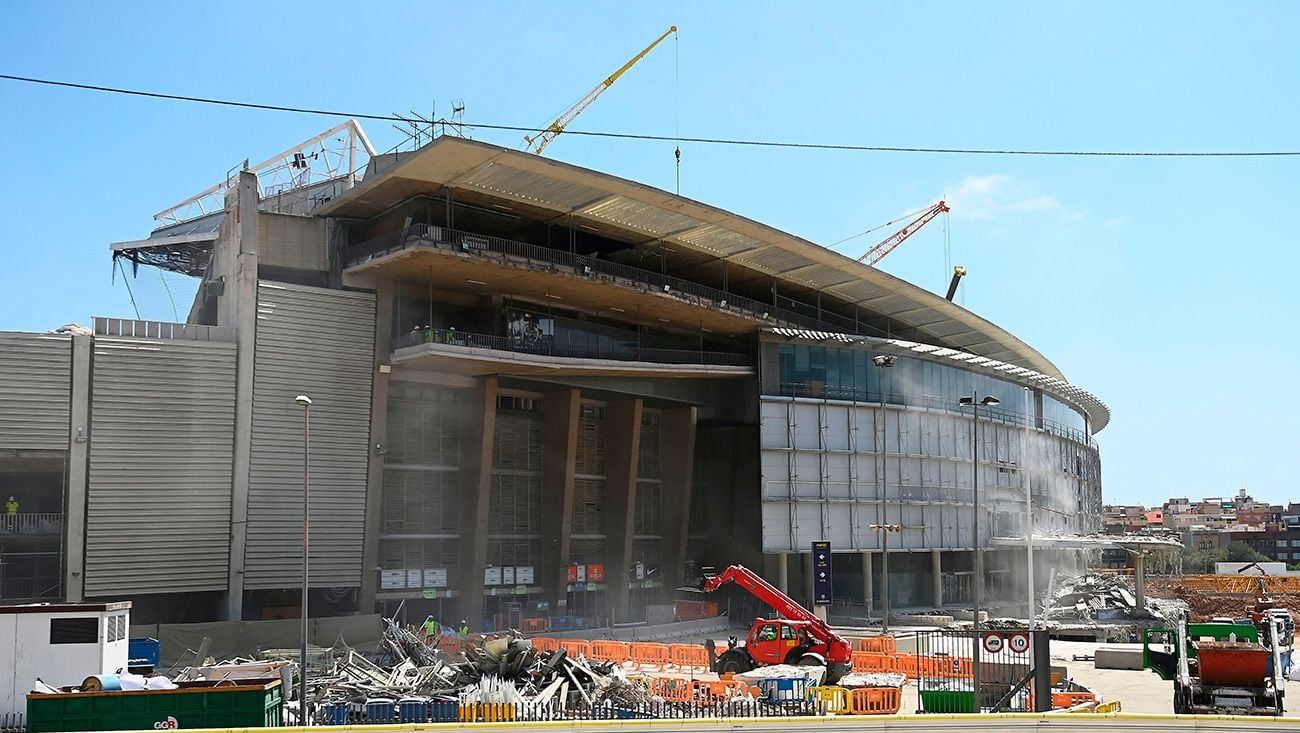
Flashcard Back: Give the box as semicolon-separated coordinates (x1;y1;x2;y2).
529;637;557;653
891;653;918;677
589;640;631;664
855;636;898;654
851;651;890;673
652;676;694;702
670;644;710;670
850;686;902;715
459;704;517;722
805;686;851;714
558;639;591;658
691;680;750;701
436;637;462;656
629;642;672;668
1053;691;1097;709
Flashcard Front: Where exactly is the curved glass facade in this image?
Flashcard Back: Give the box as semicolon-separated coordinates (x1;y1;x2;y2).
772;342;1090;442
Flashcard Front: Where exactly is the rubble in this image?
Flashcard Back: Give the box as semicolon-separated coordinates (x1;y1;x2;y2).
1044;572;1187;624
837;672;906;688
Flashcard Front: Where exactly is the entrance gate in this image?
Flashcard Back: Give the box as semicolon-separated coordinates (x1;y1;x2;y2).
912;629;1052;713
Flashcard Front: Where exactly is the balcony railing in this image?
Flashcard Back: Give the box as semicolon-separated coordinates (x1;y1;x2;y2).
347;224;889;339
397;328;752;367
0;513;63;536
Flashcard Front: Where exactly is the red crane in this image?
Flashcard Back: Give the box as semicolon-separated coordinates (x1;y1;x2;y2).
857;200;950;267
701;564;853;683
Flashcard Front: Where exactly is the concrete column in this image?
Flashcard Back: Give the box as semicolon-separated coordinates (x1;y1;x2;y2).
931;549;943;606
458;377;498;628
1134;552;1147;610
802;552;814;605
862;551;873;612
224;170;260;621
358;282;394;612
541;389;581;609
777;553;790;595
659;406;697;590
604;398;643;622
63;334;92;602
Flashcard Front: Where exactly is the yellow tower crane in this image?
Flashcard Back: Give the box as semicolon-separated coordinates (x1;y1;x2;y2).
525;25;677;155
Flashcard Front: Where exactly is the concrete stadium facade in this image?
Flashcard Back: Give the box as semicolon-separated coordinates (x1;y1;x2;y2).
0;132;1104;626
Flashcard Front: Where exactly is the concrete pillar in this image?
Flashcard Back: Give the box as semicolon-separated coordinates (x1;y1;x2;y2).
659;406;697;590
604;398;643;622
541;389;580;609
224;170;260;621
1134;552;1147;610
931;549;943;606
862;551;873;612
458;377;498;628
358;282;394;612
63;334;92;602
777;553;790;595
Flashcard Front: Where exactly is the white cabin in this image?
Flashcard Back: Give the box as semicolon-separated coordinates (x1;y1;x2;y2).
0;601;131;727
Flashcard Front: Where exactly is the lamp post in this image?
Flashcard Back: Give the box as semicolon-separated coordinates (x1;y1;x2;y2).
958;392;998;712
872;355;896;630
294;394;312;726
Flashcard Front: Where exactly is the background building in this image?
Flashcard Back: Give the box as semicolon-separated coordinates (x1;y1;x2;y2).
0;127;1106;626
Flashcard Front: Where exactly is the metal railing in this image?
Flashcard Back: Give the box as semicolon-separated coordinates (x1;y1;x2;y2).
397;328;751;367
94;317;234;342
774;383;1097;449
346;224;888;338
0;512;63;536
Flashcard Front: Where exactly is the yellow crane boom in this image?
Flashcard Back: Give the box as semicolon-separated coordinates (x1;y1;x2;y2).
525;25;677;155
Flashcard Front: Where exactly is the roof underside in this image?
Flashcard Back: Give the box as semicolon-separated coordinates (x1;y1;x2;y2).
319;137;1067;379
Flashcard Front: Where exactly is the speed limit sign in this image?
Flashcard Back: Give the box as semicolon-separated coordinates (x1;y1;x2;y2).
982;632;1005;654
1007;631;1031;654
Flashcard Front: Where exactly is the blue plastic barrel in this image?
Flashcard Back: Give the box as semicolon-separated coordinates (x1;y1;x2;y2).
397;698;427;723
366;698;395;723
429;699;459;722
321;701;349;725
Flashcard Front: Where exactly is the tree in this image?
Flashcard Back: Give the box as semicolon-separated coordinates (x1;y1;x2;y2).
1224;542;1273;564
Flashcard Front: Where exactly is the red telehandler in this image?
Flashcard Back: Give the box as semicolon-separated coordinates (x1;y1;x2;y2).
700;564;853;683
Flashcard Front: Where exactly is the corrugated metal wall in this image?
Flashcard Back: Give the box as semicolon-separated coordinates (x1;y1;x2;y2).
84;337;236;595
244;282;375;589
0;332;71;449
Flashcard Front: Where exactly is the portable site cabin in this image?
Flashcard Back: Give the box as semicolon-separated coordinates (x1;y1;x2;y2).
0;602;131;729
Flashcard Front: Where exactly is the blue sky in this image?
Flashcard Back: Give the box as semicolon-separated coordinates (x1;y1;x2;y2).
1;2;1296;507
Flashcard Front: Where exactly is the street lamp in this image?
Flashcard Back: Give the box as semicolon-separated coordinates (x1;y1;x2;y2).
958;392;998;711
871;355;896;630
869;523;901;632
294;394;312;725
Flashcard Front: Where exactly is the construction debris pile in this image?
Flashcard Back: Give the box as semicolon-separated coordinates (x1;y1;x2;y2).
295;618;785;723
1044;573;1186;624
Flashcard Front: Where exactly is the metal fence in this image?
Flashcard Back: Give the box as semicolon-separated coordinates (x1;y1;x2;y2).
912;629;1050;714
315;697;823;725
345;224;890;339
396;327;752;367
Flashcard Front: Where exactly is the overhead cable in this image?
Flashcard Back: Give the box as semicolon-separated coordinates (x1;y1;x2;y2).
3;73;1298;158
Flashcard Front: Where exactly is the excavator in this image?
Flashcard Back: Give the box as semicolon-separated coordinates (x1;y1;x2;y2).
700;565;853;683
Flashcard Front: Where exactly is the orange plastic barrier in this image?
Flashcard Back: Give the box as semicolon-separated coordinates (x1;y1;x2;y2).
850;686;902;715
891;653;918;677
956;657;974;678
855;636;898;654
589;640;631;664
926;655;964;678
1052;691;1096;709
459;703;517;722
652;676;693;702
529;637;557;653
670;644;710;670
629;642;672;668
851;651;889;673
557;639;591;658
691;680;748;701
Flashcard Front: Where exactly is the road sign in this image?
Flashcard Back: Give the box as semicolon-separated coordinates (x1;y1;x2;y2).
812;541;832;606
1007;631;1031;654
982;631;1005;654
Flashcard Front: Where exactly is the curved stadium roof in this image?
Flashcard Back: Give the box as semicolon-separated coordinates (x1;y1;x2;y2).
320;136;1107;428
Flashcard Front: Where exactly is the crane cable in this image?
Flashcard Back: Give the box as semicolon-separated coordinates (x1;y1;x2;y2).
674;28;681;194
826;204;933;249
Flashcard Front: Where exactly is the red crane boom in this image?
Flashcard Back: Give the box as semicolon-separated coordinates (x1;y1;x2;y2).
857;200;949;267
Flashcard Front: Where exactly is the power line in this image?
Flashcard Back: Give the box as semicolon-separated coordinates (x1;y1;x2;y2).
3;72;1299;158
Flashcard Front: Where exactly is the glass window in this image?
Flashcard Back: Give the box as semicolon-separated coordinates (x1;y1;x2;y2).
780;625;798;641
50;618;98;644
1280;552;1290;560
1292;540;1300;547
1278;540;1289;548
756;624;779;642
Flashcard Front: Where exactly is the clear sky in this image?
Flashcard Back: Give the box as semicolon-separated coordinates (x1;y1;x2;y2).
1;2;1296;507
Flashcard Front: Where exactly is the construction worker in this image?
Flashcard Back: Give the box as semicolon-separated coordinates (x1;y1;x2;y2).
4;496;16;531
4;496;16;515
422;616;439;644
457;619;470;637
